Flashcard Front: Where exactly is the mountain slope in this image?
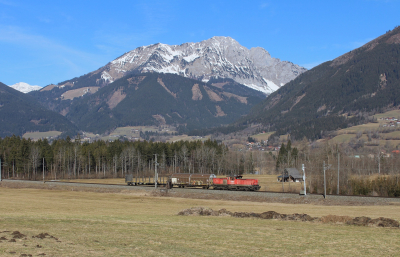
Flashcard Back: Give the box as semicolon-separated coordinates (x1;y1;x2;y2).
241;26;400;140
65;73;264;134
0;82;77;137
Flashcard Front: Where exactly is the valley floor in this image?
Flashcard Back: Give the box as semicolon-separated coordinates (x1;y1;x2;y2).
0;181;399;256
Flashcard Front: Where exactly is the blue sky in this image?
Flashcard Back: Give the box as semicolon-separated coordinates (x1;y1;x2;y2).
0;0;399;87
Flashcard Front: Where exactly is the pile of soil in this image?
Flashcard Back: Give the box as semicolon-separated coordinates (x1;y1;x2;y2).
178;207;400;228
346;216;400;227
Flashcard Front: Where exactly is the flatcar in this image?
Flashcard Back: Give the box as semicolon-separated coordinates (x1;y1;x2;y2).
167;173;216;189
212;175;261;191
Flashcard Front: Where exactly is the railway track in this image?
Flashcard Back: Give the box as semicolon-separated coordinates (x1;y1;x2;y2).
2;179;400;205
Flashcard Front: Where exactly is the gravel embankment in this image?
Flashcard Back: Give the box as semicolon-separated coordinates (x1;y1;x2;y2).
2;179;400;206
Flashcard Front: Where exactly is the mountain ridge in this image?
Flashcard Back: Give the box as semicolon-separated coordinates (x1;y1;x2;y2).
50;36;306;96
239;26;400;140
0;82;77;137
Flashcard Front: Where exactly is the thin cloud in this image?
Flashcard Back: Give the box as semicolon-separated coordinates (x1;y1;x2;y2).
0;0;18;6
0;25;107;80
0;25;101;63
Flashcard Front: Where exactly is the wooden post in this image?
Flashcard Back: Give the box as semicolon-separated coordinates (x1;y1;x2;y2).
302;164;306;196
43;158;45;183
323;161;326;199
337;153;340;195
154;154;158;189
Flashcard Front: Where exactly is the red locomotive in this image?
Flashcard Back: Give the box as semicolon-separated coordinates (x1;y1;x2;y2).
212;175;261;191
166;173;261;191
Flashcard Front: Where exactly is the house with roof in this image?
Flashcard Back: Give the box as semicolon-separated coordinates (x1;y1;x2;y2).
277;168;304;182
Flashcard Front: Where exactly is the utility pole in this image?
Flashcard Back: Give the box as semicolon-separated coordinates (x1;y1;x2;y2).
43;158;45;183
154;154;158;189
0;159;2;182
323;161;326;198
323;161;331;199
337;153;340;195
302;164;306;196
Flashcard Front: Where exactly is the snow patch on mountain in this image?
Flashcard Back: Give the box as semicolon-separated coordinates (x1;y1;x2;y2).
98;36;307;95
9;82;41;93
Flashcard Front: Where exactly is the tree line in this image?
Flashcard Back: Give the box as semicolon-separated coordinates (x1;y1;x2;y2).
0;135;270;181
276;139;400;197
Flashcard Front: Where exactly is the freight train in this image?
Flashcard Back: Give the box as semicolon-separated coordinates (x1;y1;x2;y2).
167;173;261;191
125;173;261;191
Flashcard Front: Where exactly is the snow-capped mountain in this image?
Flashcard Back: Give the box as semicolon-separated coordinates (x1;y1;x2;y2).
9;82;41;93
96;37;306;94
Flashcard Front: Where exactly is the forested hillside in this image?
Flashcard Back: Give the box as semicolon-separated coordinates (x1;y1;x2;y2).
240;26;400;140
0;82;77;137
64;73;264;134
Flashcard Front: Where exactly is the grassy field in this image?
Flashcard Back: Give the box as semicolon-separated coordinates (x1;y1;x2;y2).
322;109;400;145
252;132;275;141
373;109;400;119
167;135;211;142
0;186;399;256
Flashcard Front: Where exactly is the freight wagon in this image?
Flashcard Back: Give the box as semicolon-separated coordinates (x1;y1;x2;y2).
167;173;216;189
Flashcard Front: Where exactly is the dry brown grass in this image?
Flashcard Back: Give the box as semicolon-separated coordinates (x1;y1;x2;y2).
320;215;353;224
0;186;399;256
243;174;303;192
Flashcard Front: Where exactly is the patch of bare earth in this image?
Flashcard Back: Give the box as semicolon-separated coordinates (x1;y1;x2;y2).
191;84;203;100
204;86;223;101
30;119;42;125
222;92;247;104
211;82;228;89
60;108;69;116
157;78;176;98
290;93;306;110
317;104;327;112
40;84;56;92
178;207;400;228
127;76;146;86
107;89;126;110
152;114;166;125
61;87;100;100
264;94;281;111
380;73;387;89
387;33;400;44
215;105;226;117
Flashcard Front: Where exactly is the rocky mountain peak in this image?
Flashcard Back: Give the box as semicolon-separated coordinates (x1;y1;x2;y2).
90;37;307;95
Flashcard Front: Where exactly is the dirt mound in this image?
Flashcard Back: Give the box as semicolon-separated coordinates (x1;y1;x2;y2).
178;207;315;222
33;233;59;241
12;231;26;239
178;207;399;228
178;207;224;216
346;216;400;228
